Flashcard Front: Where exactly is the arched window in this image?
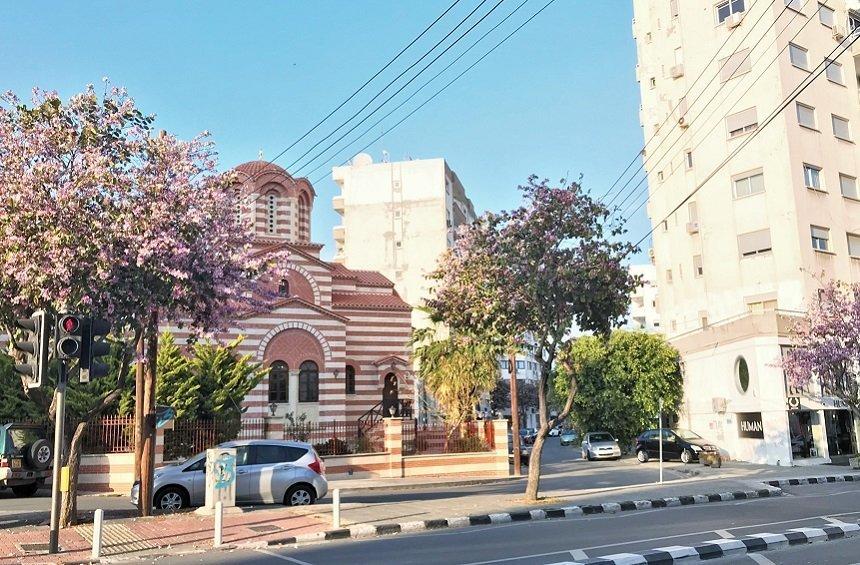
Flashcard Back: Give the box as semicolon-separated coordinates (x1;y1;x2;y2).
345;365;356;395
299;360;319;402
266;193;278;234
268;361;288;403
298;193;309;241
278;278;290;297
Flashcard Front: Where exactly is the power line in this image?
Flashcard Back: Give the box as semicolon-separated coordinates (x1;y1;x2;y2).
310;0;559;185
290;0;508;176
606;0;787;211
619;0;820;220
598;0;767;203
298;0;533;181
631;30;860;249
256;0;464;178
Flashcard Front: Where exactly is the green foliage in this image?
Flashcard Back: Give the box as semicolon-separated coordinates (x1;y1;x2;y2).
554;331;683;446
412;327;501;428
0;354;43;422
155;333;197;418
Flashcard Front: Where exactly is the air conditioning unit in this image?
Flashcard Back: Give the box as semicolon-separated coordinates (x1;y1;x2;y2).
726;12;743;29
712;397;727;413
833;25;847;41
686;221;700;234
678;116;689;129
670;64;685;79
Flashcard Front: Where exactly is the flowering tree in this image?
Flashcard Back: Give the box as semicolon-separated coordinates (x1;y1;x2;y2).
782;281;860;418
0;85;282;524
427;176;637;500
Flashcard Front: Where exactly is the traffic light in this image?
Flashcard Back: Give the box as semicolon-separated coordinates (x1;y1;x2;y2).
12;310;51;388
79;318;111;383
55;314;83;360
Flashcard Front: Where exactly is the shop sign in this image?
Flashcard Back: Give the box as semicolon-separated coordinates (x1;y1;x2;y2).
820;396;848;409
787;396;800;410
737;412;764;439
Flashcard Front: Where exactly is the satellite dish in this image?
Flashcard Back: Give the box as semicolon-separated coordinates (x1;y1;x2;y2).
155;406;176;429
353;153;373;166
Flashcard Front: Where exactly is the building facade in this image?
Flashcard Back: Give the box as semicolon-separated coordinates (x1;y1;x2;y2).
165;160;413;424
626;264;662;332
633;0;860;464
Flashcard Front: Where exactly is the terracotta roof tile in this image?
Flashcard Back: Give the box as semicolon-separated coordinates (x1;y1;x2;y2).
330;264;395;287
234;160;290;178
331;292;411;311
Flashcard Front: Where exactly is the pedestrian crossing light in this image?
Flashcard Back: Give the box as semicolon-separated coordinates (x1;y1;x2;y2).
79;318;111;383
12;310;51;388
56;314;83;360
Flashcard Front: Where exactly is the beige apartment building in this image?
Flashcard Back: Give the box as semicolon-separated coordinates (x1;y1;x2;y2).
633;0;860;464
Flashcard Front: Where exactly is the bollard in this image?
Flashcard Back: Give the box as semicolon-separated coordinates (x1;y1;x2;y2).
332;488;341;529
214;501;223;547
91;508;104;559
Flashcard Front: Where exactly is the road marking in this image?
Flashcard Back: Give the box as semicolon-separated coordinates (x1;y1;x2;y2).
253;549;315;565
824;516;851;525
748;554;777;565
714;529;733;538
569;549;588;560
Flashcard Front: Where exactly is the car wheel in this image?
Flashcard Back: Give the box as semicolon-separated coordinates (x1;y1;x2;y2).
586;450;594;461
285;484;316;506
154;487;188;511
681;449;693;464
12;482;40;497
636;449;649;463
27;439;52;471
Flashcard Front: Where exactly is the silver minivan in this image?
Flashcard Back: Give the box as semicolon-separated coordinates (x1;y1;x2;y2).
130;439;328;510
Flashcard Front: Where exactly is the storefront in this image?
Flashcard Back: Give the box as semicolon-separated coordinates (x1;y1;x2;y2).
787;396;855;464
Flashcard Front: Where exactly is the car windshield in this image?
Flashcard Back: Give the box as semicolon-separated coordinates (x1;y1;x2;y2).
589;433;614;442
674;429;702;440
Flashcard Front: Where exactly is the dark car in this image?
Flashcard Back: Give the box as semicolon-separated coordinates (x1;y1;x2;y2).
508;433;531;465
0;423;53;497
519;428;536;445
635;428;719;465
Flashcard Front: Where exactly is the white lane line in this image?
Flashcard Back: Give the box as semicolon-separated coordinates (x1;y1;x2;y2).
714;529;733;538
748;554;777;565
569;549;588;560
253;549;315;565
824;516;851;525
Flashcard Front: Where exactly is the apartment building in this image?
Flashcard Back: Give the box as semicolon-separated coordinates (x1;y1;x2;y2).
633;0;860;464
626;264;662;332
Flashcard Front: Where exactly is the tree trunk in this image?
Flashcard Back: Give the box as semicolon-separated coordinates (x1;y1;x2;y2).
138;313;158;517
509;353;521;476
525;429;547;500
59;421;87;528
134;336;144;485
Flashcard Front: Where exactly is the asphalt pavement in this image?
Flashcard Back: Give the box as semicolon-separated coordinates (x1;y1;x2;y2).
146;481;860;564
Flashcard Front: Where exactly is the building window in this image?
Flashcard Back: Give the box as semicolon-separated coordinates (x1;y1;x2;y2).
299;361;319;402
719;49;751;82
733;170;765;198
796;102;817;129
649;77;656;89
788;43;809;70
516;361;525;370
784;0;803;10
716;0;745;24
832;115;852;141
688;201;698;222
735;356;750;394
803;164;823;190
819;3;835;27
811;225;831;252
685;150;693;169
848;233;860;258
345;365;356;395
665;269;673;283
748;299;778;313
657;171;664;182
726;107;758;138
278;278;290;297
738;229;772;257
266;193;277;234
825;59;844;84
670;0;679;18
268;361;288;403
840;174;858;199
693;254;704;277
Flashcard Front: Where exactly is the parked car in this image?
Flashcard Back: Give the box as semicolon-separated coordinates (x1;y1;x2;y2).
635;429;719;465
508;433;531;466
559;429;579;446
0;423;52;497
519;428;537;445
548;427;561;437
130;439;328;511
580;432;622;461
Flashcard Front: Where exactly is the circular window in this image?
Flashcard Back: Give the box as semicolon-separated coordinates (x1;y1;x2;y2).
735;356;750;394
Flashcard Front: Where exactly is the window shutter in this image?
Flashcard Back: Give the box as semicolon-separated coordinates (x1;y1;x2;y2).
719;49;751;82
738;229;772;256
726;107;757;134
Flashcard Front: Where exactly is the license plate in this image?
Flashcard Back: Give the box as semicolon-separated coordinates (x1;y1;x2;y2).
10;459;22;469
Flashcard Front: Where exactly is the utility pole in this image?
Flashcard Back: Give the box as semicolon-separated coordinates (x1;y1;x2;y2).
509;354;521;476
138;312;158;516
658;397;664;485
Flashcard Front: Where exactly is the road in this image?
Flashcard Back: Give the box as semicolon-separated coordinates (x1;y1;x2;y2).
0;440;693;528
149;481;860;564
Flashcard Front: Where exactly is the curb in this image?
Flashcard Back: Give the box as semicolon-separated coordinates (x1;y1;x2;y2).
326;475;519;493
766;473;860;488
570;522;860;564
258;487;782;547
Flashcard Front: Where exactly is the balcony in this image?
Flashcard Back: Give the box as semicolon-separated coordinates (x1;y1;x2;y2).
686;221;700;234
332;195;344;215
333;225;345;243
670;64;684;79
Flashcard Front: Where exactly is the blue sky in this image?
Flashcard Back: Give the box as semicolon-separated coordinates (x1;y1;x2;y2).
1;0;649;261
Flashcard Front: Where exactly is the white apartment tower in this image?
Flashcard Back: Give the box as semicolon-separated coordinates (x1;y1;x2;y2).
633;0;860;464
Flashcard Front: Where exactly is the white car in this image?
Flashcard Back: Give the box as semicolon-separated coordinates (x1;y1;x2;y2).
581;432;622;461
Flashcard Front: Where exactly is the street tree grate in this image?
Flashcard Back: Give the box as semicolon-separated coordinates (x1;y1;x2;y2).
19;542;57;553
249;524;283;533
76;523;154;555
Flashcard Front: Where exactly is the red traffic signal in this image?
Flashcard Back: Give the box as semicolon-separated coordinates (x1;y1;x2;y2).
60;315;81;334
